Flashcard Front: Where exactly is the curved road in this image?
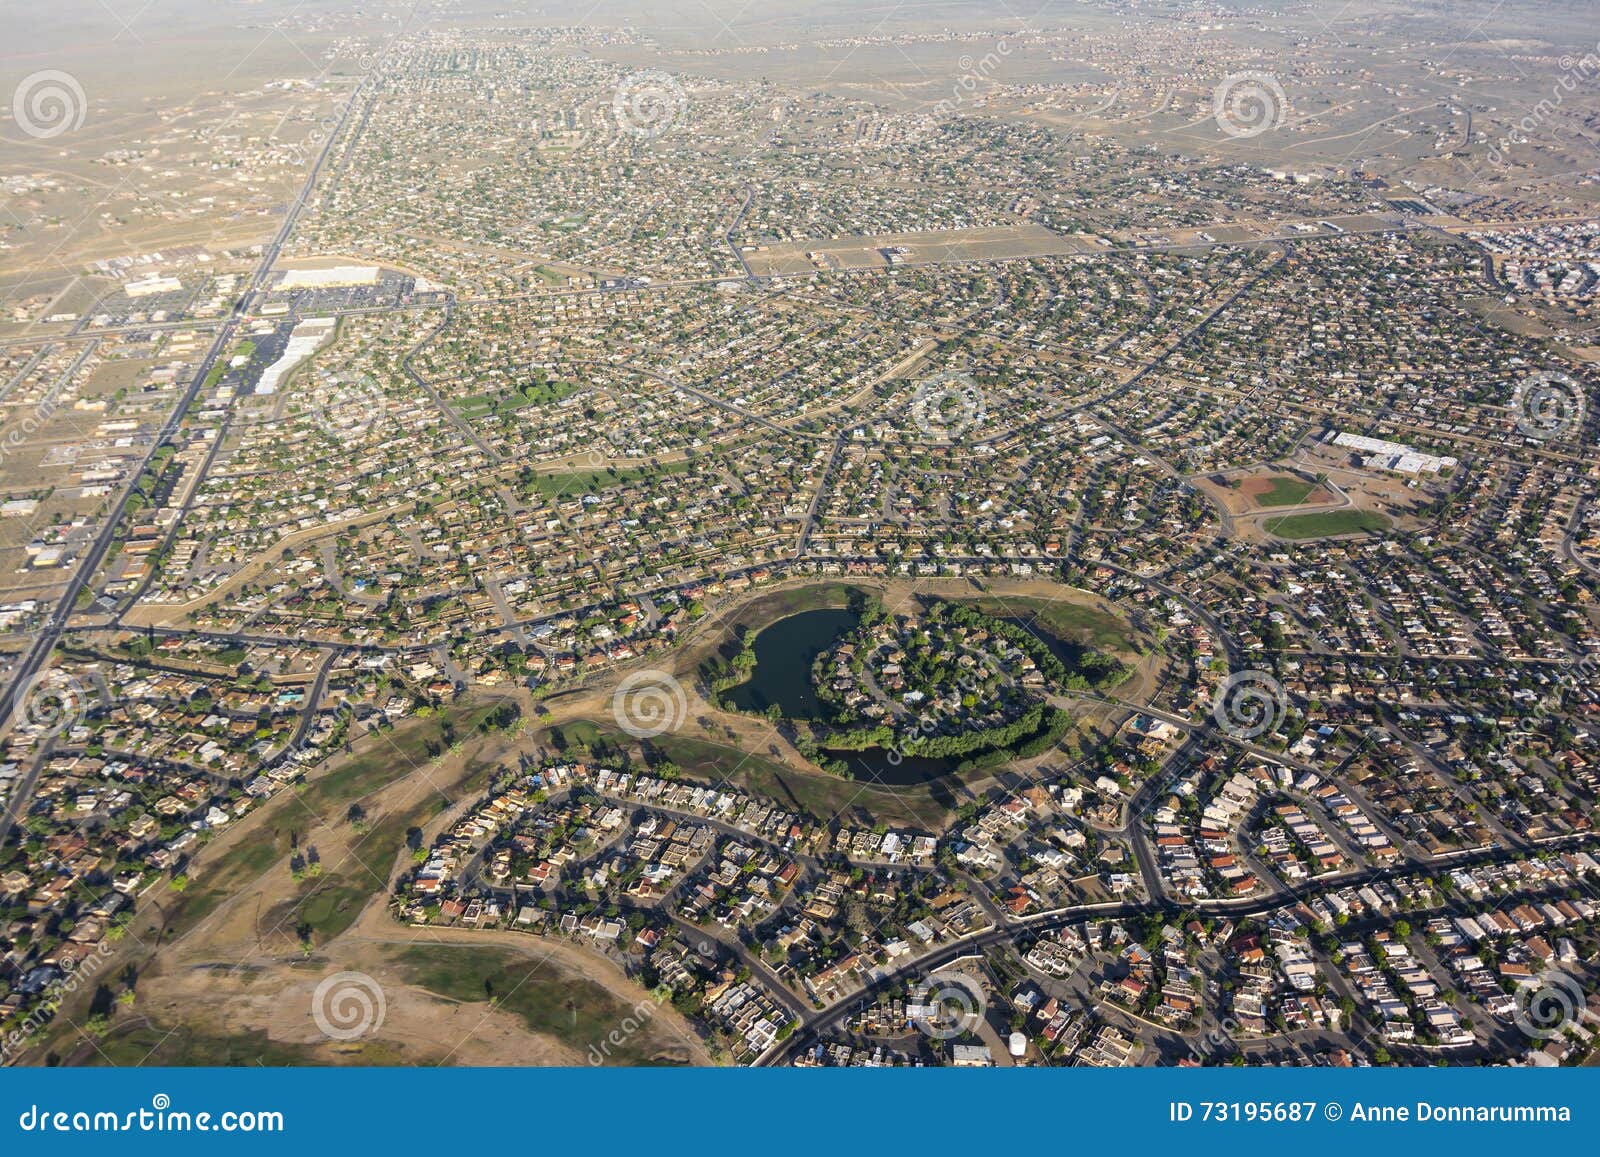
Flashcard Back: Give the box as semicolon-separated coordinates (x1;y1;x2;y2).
0;75;372;842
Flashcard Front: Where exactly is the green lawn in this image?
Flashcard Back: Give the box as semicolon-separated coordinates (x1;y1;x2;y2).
457;379;578;418
743;583;860;618
543;719;956;831
962;595;1135;655
296;707;473;817
162;703;505;941
551;718;608;749
287;879;370;940
524;459;692;499
88;1022;345;1067
280;740;503;946
385;944;691;1065
1265;509;1390;539
1252;475;1319;507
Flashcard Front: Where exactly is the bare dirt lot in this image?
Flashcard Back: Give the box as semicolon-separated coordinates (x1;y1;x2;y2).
1198;469;1342;516
40;701;708;1068
36;574;1163;1067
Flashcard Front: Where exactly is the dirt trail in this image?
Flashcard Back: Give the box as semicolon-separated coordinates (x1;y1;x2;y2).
44;575;1158;1066
83;704;708;1066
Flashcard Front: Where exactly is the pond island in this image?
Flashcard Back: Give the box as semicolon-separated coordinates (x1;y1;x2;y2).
705;593;1129;784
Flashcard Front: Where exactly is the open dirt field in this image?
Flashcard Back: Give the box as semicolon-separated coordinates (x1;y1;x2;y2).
1194;467;1345;519
1237;473;1336;509
35;574;1164;1067
39;699;709;1068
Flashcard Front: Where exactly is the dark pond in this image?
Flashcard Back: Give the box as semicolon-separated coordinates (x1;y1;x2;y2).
998;615;1086;669
727;606;971;786
822;747;958;786
725;607;860;719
